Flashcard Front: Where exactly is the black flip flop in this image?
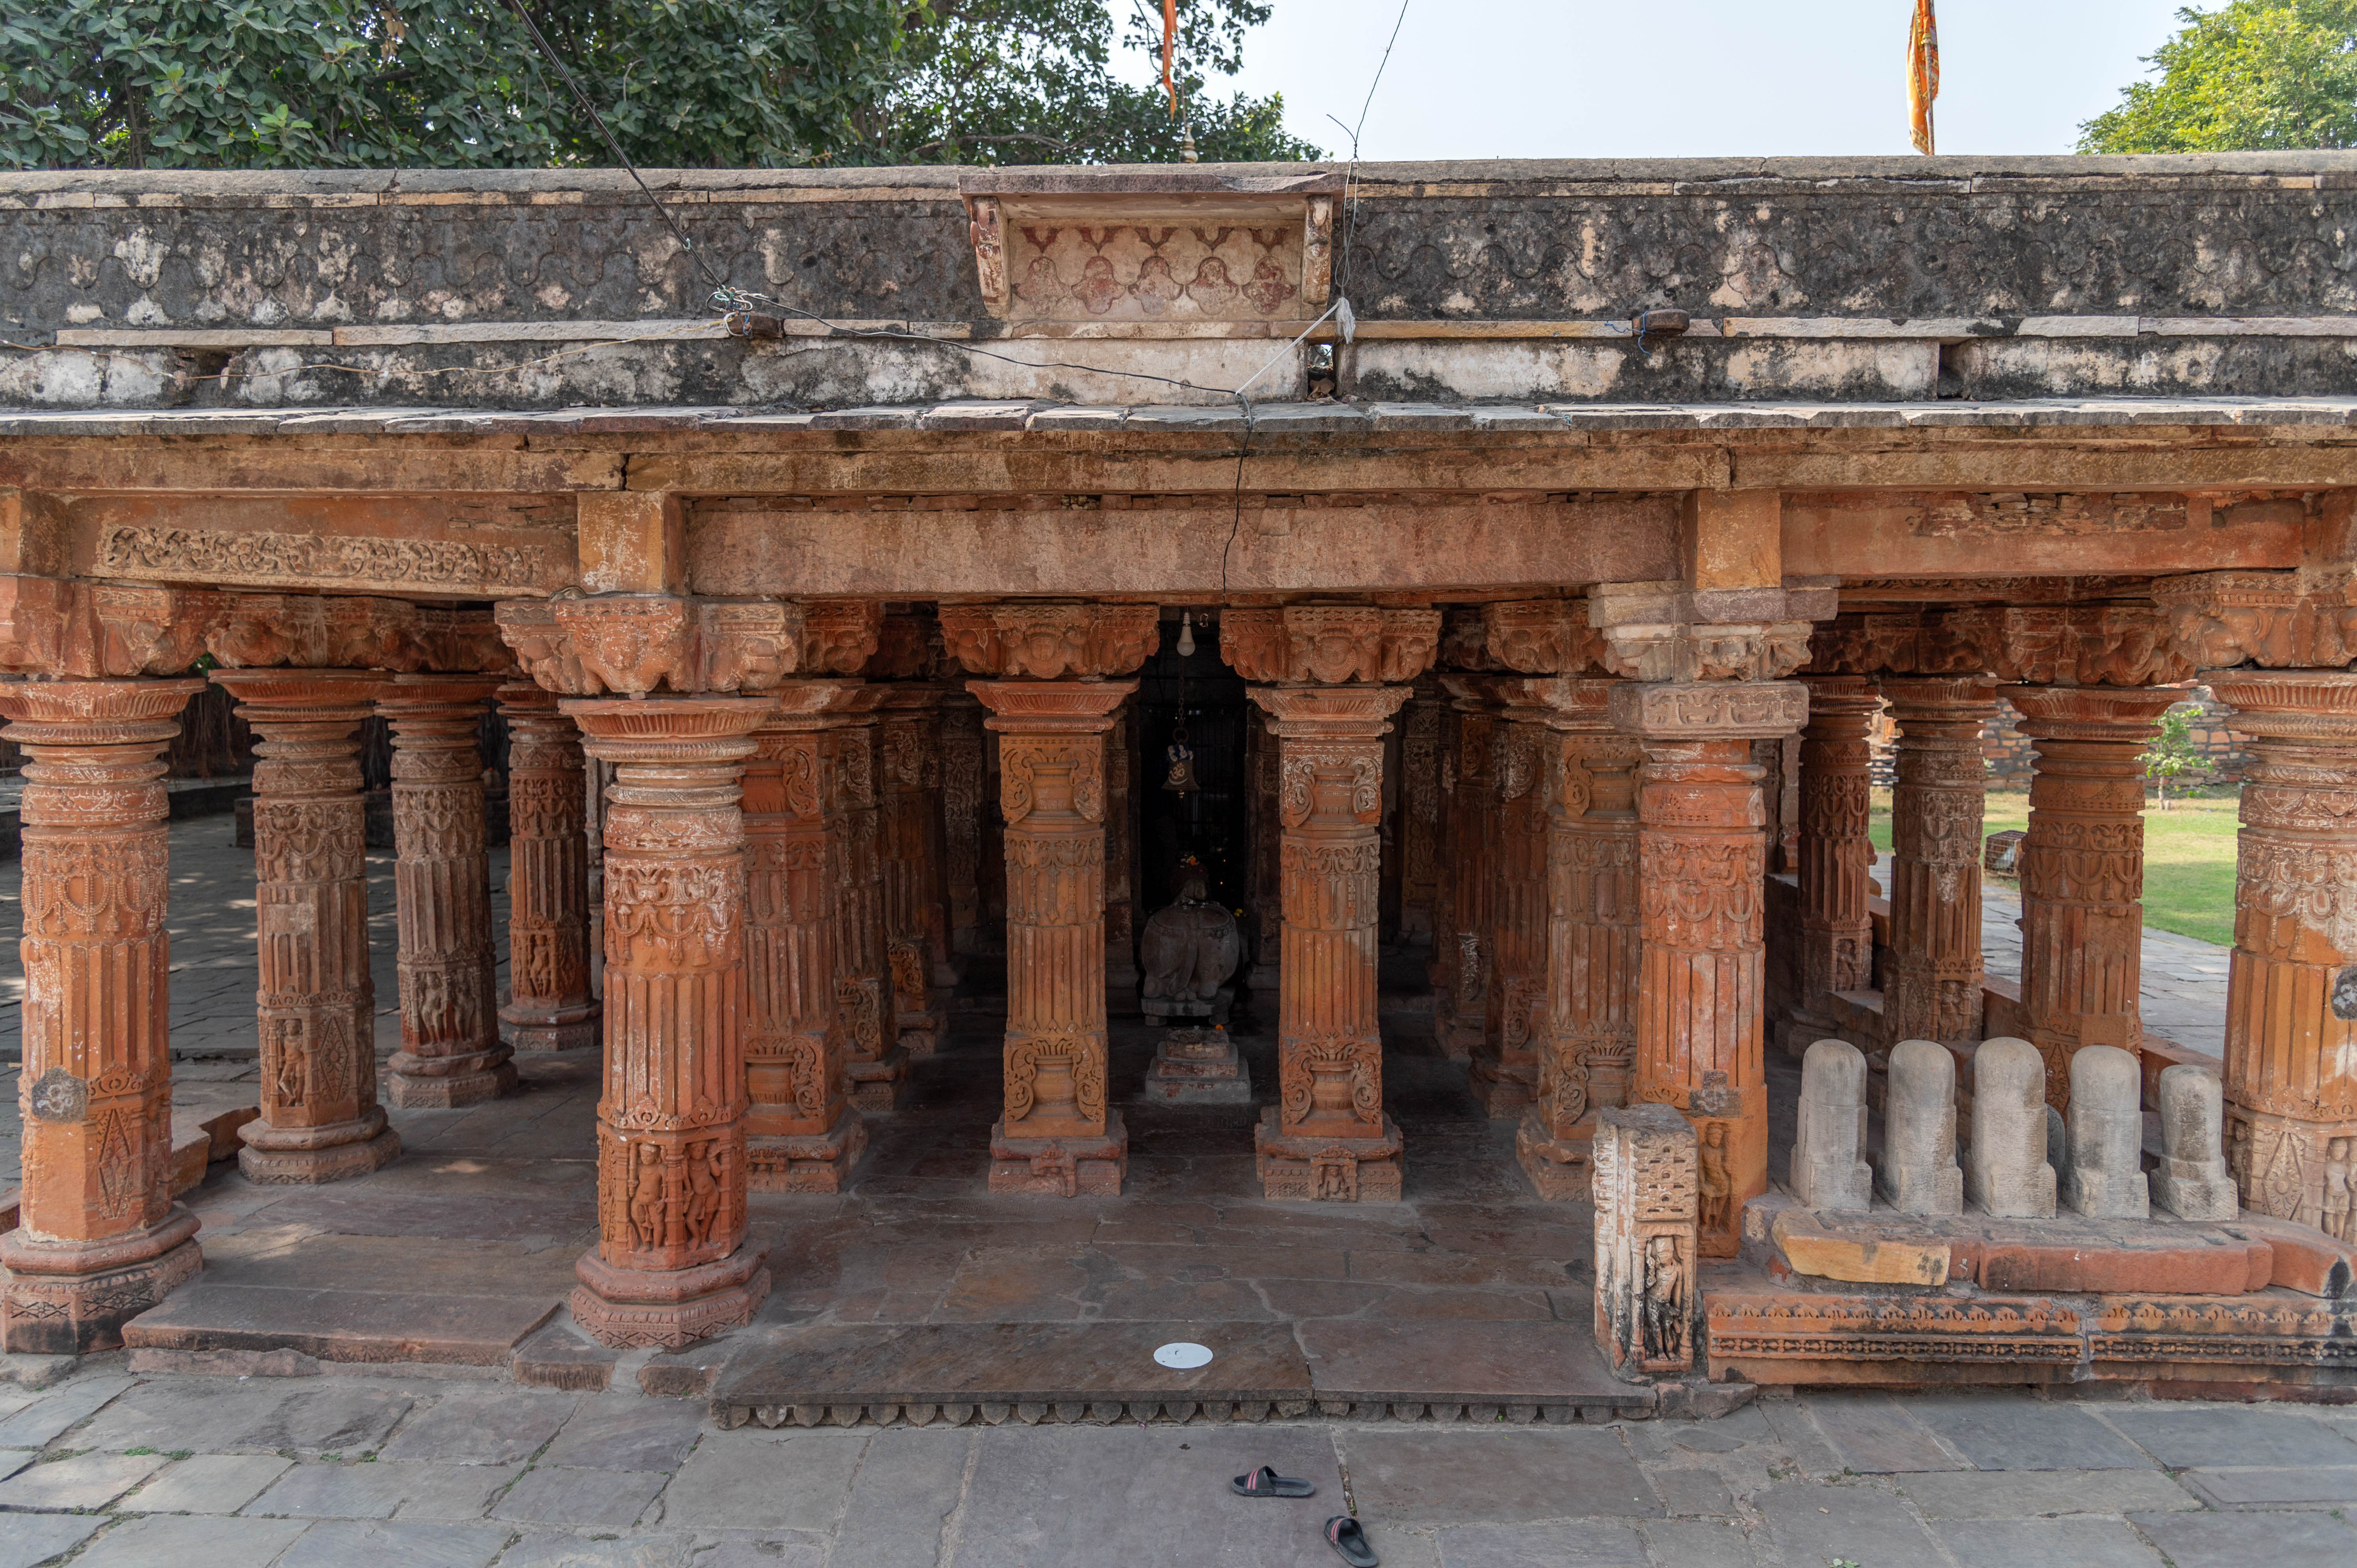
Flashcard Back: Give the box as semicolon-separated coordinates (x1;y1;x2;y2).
1230;1465;1316;1498
1325;1515;1378;1566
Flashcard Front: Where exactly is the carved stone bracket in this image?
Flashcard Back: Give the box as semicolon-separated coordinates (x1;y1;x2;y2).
1478;600;1613;676
1944;605;2189;687
2153;570;2357;671
1608;680;1811;741
940;602;1157;680
1588;580;1832;684
210;594;509;674
1221;604;1440;684
497;597;882;696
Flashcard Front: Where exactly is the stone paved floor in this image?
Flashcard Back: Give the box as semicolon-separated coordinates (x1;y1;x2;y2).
1;1359;2354;1566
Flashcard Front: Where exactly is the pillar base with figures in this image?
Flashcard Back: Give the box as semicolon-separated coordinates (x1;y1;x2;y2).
1256;1109;1405;1203
988;1116;1130;1197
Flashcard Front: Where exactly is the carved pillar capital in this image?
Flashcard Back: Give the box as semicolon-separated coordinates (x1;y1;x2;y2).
1478;600;1612;676
1221;605;1438;684
1588;580;1830;684
0;677;207;1353
496;596;879;696
1608;679;1810;741
0;576;231;679
942;601;1157;679
560;694;774;1346
2153;570;2357;672
1941;605;2190;688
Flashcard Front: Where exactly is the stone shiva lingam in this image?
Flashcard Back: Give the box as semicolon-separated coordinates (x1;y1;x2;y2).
1139;860;1249;1104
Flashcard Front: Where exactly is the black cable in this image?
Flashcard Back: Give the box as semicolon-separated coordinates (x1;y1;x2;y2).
1219;399;1253;599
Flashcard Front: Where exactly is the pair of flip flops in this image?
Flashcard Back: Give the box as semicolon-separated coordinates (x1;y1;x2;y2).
1228;1468;1378;1566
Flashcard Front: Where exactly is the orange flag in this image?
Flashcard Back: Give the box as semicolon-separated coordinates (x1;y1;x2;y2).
1164;0;1178;116
1908;0;1939;155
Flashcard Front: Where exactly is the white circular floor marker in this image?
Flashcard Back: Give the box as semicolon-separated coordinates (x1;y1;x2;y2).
1154;1341;1214;1369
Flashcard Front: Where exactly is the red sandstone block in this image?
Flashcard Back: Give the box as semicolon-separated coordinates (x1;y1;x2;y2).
0;1184;17;1232
1975;1237;2270;1296
2236;1218;2357;1299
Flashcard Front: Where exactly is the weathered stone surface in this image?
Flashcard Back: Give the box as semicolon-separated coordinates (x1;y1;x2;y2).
536;1401;709;1473
1595;1104;1698;1381
656;1430;866;1533
1790;1040;1872;1211
2154;1064;2240;1222
1968;1037;2058;1220
489;1466;669;1530
1769;1209;1949;1287
118;1284;557;1365
0;1449;166;1510
1881;1040;1966;1216
1932;1517;2168;1568
376;1388;579;1465
1899;1468;2196;1519
275;1521;511;1568
65;1516;311;1568
1806;1393;1966;1473
2064;1045;2151;1220
0;1514;104;1568
2126;1510;2357;1568
1898;1395;2158;1472
117;1454;294;1514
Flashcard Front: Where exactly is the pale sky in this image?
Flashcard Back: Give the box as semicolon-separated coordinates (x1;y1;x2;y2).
1114;0;2202;161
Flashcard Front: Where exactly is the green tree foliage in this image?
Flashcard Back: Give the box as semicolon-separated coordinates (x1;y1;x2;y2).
2079;0;2357;152
2141;703;2204;809
0;0;1317;170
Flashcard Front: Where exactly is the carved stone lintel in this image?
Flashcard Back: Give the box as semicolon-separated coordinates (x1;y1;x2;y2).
2153;570;2357;672
562;695;776;1347
1944;605;2191;688
212;669;402;1184
2207;670;2357;1240
2010;684;2183;1111
1221;605;1441;684
0;677;208;1353
379;675;514;1110
205;594;508;675
941;602;1158;680
94;522;560;597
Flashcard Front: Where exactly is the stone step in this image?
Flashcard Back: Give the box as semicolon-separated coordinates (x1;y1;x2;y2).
121;1283;558;1366
704;1317;1660;1428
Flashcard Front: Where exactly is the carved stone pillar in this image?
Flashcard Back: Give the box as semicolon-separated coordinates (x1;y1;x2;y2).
1424;702;1463;1024
1398;680;1444;943
1467;681;1551;1119
742;687;868;1192
1517;678;1643;1198
2010;685;2179;1110
877;685;949;1056
1103;699;1140;999
830;690;907;1112
563;696;773;1347
1436;687;1498;1061
1615;680;1809;1257
210;671;400;1185
0;678;207;1354
1246;710;1285;991
1792;676;1880;1015
378;675;513;1109
1881;677;1999;1047
940;694;988;959
1249;685;1413;1201
2209;671;2357;1234
970;680;1138;1195
497;683;599;1053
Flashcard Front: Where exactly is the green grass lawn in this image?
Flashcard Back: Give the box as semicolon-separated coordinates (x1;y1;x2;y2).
1867;788;2239;948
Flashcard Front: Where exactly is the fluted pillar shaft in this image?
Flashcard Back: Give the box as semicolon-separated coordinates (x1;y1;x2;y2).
2209;671;2357;1238
562;696;774;1347
2011;685;2178;1109
379;675;512;1108
1794;676;1880;1007
1882;677;1998;1046
1250;684;1412;1202
0;678;206;1353
497;684;599;1052
741;687;868;1192
972;680;1136;1195
1518;678;1643;1198
1616;680;1807;1258
211;671;399;1185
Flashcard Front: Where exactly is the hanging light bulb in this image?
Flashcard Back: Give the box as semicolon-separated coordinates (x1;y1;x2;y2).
1176;611;1196;657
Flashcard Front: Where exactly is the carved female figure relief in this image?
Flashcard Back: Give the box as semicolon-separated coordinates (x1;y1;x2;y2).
2324;1137;2355;1243
1640;1234;1690;1365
